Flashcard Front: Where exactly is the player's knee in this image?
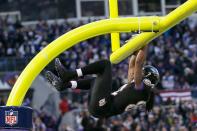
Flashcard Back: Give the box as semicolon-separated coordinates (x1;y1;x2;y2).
100;60;111;70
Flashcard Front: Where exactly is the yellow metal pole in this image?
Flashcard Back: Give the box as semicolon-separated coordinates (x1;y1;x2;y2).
109;0;120;52
110;0;197;63
6;17;160;106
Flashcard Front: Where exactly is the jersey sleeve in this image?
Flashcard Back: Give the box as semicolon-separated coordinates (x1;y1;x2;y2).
111;84;128;96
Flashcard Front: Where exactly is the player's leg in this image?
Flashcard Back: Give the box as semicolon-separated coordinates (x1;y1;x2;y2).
87;60;113;118
46;72;95;91
69;77;95;90
46;58;112;91
46;59;113;117
65;77;95;90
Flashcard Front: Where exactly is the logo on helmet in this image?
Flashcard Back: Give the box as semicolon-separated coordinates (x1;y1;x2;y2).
143;78;153;87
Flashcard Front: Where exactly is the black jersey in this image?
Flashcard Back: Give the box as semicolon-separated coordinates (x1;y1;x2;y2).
109;81;152;116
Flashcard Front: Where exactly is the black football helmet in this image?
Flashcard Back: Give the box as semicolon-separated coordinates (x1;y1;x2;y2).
142;65;160;87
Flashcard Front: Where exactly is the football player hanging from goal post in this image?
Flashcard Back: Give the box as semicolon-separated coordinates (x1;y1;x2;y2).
45;46;159;118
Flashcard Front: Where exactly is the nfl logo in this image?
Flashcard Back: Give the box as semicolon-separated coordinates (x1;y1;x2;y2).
5;109;18;126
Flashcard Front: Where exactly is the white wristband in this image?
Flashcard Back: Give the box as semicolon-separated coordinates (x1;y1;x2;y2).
70;81;77;89
76;69;83;77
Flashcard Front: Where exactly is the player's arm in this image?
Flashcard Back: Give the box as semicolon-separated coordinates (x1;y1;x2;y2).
127;53;137;83
134;46;148;89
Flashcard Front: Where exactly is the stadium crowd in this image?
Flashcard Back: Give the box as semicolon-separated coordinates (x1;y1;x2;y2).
0;16;197;130
1;16;197;89
32;99;197;131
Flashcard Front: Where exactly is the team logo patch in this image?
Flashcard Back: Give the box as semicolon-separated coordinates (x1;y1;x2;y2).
5;109;18;126
99;98;106;107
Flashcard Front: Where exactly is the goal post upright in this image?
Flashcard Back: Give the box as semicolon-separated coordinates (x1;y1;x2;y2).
110;0;197;64
109;0;120;52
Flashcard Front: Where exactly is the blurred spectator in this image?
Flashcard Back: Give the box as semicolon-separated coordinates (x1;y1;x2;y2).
33;117;46;131
81;111;95;131
59;95;69;115
0;97;5;106
59;123;74;131
162;71;175;89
